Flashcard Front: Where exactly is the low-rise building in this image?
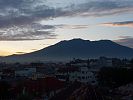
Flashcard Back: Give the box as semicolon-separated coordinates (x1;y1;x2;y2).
89;57;113;67
56;66;97;85
99;57;112;67
80;67;96;85
15;68;36;77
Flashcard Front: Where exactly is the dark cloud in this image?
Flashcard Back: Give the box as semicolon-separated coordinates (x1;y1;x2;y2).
114;36;133;48
15;52;26;54
64;0;133;17
0;0;133;41
0;32;56;41
0;0;56;28
0;0;59;40
102;21;133;27
0;23;89;41
0;23;56;41
0;0;132;28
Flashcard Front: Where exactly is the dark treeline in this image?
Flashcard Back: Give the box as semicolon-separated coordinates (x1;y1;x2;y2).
98;67;133;88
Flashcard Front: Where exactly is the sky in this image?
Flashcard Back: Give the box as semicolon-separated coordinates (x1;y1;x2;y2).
0;0;133;56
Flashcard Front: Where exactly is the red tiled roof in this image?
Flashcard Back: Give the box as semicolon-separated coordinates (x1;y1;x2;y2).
57;67;79;73
11;77;65;94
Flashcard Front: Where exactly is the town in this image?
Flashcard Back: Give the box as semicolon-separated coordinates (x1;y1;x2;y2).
0;0;133;100
0;57;133;100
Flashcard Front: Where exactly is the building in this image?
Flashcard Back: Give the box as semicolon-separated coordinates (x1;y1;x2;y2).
98;57;112;67
89;57;113;67
15;68;36;77
56;65;97;85
77;67;97;85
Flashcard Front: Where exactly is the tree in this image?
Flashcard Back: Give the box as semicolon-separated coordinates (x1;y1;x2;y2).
130;58;133;65
0;81;11;99
98;67;133;88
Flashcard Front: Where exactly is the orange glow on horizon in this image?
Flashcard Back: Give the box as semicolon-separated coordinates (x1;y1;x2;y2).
0;50;13;56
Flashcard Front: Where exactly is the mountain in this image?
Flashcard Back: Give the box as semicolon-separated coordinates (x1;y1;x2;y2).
1;38;133;62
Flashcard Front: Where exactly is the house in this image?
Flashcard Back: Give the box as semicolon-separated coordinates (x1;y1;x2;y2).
56;65;97;85
79;66;96;85
98;57;112;67
56;67;78;81
15;68;36;77
89;57;113;67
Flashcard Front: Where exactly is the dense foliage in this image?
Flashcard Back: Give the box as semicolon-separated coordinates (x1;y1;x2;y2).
98;67;133;88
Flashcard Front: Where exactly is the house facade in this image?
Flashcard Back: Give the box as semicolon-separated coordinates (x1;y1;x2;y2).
56;65;97;85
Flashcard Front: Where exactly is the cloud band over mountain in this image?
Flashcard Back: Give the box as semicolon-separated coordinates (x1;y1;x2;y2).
115;36;133;48
103;21;133;27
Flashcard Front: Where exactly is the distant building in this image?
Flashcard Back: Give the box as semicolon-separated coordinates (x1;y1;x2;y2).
71;62;88;67
99;57;112;67
0;69;15;79
15;68;36;77
74;66;97;85
56;65;97;85
89;57;113;67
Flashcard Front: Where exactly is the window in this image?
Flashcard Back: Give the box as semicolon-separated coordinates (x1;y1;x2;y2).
82;76;85;79
82;71;84;74
91;81;95;83
78;76;81;80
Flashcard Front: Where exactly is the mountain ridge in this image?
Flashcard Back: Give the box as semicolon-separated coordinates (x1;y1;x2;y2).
1;38;133;62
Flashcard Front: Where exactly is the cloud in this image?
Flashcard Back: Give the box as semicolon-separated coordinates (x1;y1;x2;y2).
0;23;57;41
0;23;89;41
0;0;133;28
0;0;133;40
31;49;39;51
15;52;26;54
64;0;133;17
102;21;133;27
55;24;89;29
0;0;58;28
0;0;59;40
114;36;133;48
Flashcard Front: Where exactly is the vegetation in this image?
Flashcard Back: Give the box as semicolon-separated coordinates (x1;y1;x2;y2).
98;67;133;88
